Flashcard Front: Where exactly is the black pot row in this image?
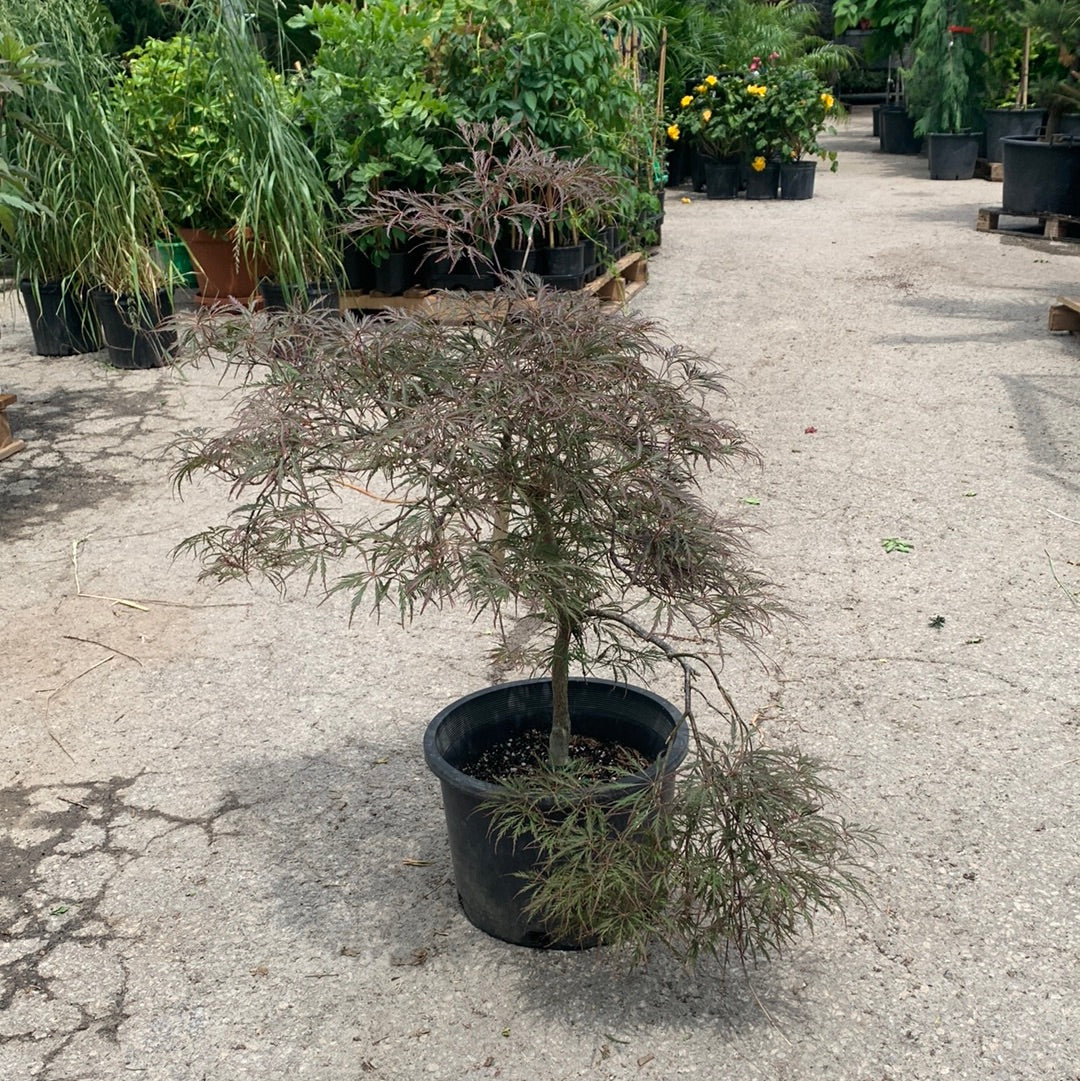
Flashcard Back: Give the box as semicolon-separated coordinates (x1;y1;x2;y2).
695;157;817;201
343;234;637;298
19;281;175;369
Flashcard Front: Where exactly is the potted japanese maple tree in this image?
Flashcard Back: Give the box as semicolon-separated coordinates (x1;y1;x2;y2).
174;234;870;963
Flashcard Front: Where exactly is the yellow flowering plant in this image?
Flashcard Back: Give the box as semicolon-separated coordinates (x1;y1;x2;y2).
767;65;844;170
669;71;754;160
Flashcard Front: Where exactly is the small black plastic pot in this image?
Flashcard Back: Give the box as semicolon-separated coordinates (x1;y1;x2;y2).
426;253;497;292
927;132;980;180
372;250;410;295
583;238;598;283
745;159;781;200
691;148;708;193
779;159;817;200
493;244;540;278
598;224;620;262
879;106;922;155
19;280;100;357
90;288;175;370
258;281;341;312
424;677;688;948
541;242;586;291
342;239;376;292
704;158;740;200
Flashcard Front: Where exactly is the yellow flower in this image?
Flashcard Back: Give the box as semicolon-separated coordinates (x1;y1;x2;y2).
751;155;766;172
694;83;707;94
680;94;693;107
702;108;712;122
705;74;718;86
667;123;680;142
747;84;767;97
821;92;835;110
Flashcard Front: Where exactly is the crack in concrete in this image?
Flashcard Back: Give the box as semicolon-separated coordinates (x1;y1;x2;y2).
1;774;251;1060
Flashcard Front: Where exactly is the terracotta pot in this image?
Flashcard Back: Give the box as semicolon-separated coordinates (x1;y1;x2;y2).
177;227;267;307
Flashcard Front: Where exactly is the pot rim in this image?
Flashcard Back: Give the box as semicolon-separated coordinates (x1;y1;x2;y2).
423;676;688;800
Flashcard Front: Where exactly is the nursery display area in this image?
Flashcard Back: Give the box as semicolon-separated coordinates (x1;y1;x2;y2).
1;0;856;367
838;0;1080;193
1;3;1078;1080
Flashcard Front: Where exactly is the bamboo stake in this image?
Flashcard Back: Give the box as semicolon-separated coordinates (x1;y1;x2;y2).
656;27;668;122
653;27;668;183
1020;27;1031;109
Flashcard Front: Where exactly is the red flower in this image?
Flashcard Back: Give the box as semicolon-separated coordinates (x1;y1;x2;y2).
948;24;973;33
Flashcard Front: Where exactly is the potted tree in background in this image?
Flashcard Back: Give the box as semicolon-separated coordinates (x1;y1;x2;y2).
975;0;1046;162
289;0;459;296
834;0;925;152
173;269;873;962
905;0;985;179
999;0;1080;216
115;32;259;307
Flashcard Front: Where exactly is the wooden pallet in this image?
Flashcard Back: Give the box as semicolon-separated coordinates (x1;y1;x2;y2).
1048;295;1080;332
0;393;26;462
976;205;1080;241
339;251;648;315
586;250;649;303
974;158;1004;182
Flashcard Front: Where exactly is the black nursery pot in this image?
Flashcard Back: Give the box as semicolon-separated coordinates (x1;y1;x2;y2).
744;159;781;200
372;249;410;295
927;132;980;180
426;253;497;292
691;148;708;193
494;244;540;277
424;677;688;948
599;224;620;261
342;239;376;292
704;157;740;200
541;242;587;290
259;280;341;312
19;280;100;356
779;159;817;200
91;288;175;370
879;106;922;155
982;108;1045;163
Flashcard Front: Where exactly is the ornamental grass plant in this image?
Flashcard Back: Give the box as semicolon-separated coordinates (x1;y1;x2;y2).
0;0;168;305
114;0;339;295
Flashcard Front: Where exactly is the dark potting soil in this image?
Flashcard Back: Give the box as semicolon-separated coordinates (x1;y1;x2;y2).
462;728;651;785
